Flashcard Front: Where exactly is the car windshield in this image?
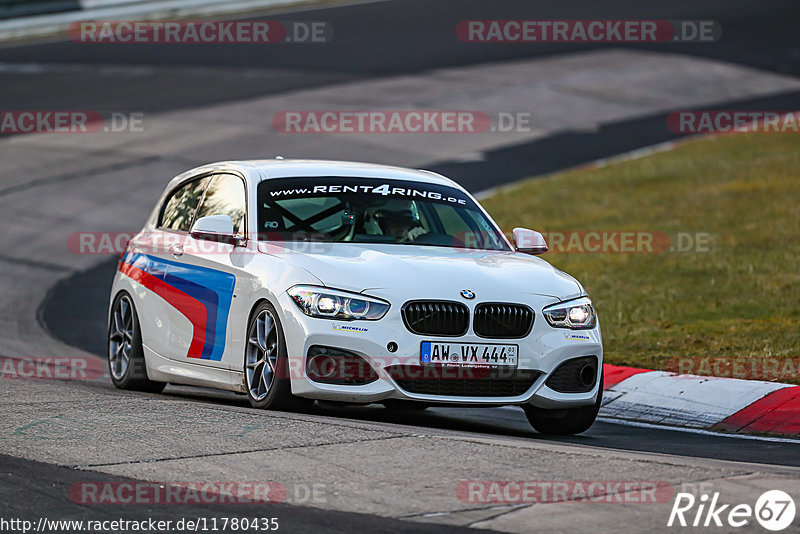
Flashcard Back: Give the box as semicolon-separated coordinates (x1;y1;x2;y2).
257;177;510;251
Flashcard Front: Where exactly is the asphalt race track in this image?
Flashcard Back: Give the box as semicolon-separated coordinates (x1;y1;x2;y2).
41;258;800;469
1;1;799;532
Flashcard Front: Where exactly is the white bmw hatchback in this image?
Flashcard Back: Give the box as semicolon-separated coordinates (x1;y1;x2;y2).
108;159;603;434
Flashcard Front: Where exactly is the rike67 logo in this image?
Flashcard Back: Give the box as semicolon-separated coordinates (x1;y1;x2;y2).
668;489;795;531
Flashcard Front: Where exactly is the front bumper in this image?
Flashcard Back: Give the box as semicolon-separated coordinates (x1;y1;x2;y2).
277;292;603;408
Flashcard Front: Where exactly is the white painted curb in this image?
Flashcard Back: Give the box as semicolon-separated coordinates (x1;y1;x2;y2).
601;370;792;429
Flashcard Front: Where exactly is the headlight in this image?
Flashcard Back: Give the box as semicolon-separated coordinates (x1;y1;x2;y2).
287;285;390;321
543;297;596;329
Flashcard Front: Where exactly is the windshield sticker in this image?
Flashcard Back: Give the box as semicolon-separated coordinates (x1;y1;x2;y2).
261;177;470;206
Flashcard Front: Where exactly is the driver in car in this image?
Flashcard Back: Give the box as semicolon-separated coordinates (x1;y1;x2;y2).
364;199;428;243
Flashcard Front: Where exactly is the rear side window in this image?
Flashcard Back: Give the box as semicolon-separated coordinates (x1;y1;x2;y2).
159;177;210;232
195;174;247;236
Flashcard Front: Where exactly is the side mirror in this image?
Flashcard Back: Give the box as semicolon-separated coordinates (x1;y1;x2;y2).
190;215;244;245
512;227;548;255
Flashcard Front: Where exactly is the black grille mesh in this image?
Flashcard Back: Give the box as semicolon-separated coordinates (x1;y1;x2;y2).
387;365;540;397
546;356;598;393
306;346;378;385
402;301;469;336
474;303;534;338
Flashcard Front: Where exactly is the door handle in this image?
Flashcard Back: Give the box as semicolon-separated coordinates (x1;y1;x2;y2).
170;244;184;257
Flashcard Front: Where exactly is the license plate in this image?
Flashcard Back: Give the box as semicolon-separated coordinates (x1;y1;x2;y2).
420;341;518;367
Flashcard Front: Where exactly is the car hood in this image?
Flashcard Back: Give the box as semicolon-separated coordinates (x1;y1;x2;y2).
260;242;583;301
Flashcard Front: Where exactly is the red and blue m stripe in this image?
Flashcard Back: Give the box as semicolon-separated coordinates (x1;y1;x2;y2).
119;252;235;361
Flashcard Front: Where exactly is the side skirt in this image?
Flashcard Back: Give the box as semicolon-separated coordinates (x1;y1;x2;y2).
143;345;246;393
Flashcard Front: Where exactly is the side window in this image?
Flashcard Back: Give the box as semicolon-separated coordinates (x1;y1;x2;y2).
160;177;210;232
195;174;247;236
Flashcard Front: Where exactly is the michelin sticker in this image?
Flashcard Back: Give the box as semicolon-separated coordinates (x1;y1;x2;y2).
564;332;591;342
333;323;369;334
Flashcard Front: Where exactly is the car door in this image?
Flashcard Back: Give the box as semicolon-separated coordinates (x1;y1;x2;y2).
167;172;251;370
124;175;211;361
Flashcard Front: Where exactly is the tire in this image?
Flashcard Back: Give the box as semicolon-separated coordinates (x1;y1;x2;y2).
244;301;312;412
382;400;429;411
523;371;603;435
108;292;166;393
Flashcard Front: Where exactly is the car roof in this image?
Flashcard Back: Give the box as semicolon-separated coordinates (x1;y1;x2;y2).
167;159;463;191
